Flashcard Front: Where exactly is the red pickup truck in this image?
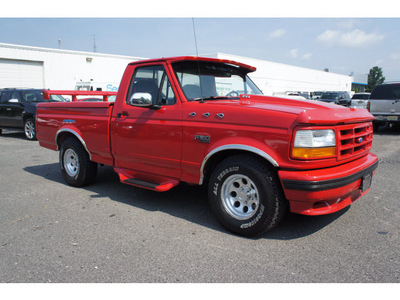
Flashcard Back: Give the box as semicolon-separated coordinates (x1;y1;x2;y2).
36;56;378;237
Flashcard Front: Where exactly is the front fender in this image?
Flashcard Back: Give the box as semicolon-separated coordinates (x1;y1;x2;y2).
199;137;281;185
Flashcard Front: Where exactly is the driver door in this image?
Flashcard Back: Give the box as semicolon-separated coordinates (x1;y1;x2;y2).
112;63;182;179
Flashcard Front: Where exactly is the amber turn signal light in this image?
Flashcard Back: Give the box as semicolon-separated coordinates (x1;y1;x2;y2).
292;147;336;159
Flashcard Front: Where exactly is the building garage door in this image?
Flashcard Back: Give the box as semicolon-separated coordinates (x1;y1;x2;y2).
0;59;44;89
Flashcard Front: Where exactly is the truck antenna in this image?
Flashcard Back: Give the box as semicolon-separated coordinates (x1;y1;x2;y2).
192;18;199;57
192;18;204;101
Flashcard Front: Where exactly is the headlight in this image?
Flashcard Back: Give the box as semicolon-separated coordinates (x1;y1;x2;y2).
292;129;336;159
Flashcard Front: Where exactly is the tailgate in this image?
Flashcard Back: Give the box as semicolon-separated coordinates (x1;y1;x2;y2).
370;99;400;122
370;99;400;113
350;99;368;109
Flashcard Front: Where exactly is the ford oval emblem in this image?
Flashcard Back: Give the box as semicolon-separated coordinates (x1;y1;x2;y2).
356;137;364;143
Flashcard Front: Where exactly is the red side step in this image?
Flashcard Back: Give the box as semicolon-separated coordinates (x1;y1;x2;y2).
114;168;179;192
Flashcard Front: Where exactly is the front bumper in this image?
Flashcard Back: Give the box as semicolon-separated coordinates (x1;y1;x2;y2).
279;153;379;215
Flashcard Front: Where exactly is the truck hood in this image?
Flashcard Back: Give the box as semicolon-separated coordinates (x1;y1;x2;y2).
207;94;374;125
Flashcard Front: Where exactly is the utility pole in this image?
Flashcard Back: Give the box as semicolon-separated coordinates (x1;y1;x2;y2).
58;39;61;49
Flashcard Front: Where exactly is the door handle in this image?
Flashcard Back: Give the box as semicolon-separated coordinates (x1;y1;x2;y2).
117;111;129;118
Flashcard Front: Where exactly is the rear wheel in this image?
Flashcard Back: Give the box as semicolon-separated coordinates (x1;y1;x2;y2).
208;155;287;237
60;137;97;187
24;117;36;140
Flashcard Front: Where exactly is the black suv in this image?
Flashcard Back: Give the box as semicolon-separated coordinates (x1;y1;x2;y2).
0;89;65;140
317;91;352;107
369;83;400;131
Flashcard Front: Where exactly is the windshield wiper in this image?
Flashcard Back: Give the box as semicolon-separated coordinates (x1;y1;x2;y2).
193;96;239;102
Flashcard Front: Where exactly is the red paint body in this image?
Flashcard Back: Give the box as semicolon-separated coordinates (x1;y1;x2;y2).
36;56;378;216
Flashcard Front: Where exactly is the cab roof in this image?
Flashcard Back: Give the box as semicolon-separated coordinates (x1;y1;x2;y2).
128;56;257;73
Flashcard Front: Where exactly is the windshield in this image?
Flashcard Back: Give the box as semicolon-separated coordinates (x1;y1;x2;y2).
172;61;262;101
321;92;339;100
49;94;66;102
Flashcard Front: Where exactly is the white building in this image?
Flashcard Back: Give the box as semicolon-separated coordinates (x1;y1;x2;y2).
0;42;143;91
0;43;354;96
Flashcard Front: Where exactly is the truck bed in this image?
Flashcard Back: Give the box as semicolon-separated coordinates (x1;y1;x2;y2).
36;101;115;166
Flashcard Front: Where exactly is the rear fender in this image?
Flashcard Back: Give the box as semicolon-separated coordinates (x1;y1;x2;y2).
56;126;91;160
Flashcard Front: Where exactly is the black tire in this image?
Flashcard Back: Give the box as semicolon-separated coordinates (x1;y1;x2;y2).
208;155;287;237
59;137;97;187
373;122;380;133
24;117;37;140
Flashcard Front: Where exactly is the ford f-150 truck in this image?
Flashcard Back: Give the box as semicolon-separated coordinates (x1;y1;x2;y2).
36;56;379;237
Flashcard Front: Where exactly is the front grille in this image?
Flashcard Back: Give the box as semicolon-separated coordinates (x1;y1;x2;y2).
337;122;373;160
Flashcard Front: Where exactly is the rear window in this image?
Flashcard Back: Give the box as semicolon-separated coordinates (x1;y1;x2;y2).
370;84;400;100
352;94;370;100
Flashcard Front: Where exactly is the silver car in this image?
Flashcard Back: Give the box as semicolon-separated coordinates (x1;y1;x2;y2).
350;92;370;109
369;83;400;131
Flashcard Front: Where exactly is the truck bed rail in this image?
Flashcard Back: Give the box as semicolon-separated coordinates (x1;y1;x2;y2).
42;90;117;102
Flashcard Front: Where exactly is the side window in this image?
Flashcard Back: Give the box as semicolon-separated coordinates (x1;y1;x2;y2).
160;73;176;105
127;65;176;106
0;91;11;103
10;92;22;102
21;91;43;102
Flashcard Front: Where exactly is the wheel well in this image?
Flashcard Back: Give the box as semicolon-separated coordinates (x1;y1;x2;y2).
57;132;72;149
23;114;34;123
56;131;91;159
202;149;277;186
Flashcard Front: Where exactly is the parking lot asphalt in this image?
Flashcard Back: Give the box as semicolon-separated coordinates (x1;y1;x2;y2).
0;126;399;284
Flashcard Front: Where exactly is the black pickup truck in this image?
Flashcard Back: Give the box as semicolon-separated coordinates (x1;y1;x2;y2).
0;88;65;140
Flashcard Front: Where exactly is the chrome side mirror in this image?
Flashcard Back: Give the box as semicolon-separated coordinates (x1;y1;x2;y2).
129;92;152;107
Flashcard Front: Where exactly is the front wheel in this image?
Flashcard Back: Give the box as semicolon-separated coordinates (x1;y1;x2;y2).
208;155;287;237
60;137;97;187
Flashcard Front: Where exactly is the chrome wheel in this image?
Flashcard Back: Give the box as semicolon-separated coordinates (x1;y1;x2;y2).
221;174;260;220
24;119;35;139
63;148;80;177
60;137;97;187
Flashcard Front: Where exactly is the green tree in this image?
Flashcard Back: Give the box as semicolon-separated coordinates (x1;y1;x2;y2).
367;66;385;92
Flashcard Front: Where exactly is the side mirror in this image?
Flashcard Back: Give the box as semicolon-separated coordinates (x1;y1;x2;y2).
129;92;153;107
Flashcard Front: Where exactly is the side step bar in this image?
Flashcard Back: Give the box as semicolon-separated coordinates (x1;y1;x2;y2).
115;168;179;192
123;178;178;192
124;178;159;190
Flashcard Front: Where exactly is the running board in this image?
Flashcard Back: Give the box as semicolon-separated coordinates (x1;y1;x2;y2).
114;168;179;192
124;178;178;192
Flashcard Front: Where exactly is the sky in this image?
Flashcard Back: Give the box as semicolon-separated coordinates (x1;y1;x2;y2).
1;1;400;81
